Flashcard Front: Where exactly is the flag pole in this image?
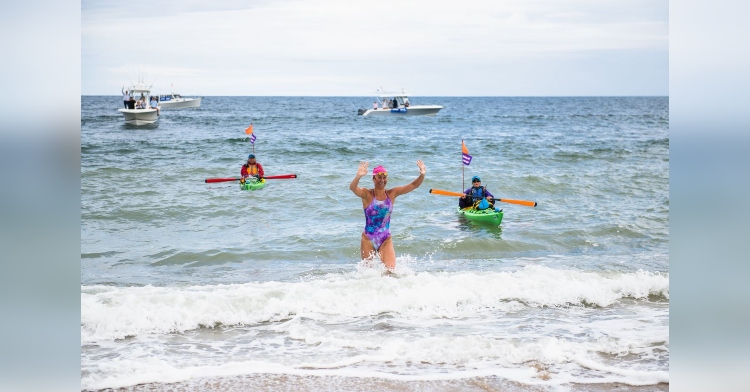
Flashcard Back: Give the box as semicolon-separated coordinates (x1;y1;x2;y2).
245;122;255;153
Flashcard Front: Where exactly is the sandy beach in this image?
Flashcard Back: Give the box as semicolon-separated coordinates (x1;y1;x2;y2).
94;374;669;392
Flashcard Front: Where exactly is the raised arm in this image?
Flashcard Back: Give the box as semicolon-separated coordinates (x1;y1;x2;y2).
349;161;370;199
390;160;426;198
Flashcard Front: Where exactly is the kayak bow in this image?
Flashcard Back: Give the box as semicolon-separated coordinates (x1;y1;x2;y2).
457;206;503;224
240;178;266;191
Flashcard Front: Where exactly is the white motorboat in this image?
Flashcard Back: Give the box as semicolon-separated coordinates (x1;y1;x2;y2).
358;89;442;116
157;93;202;109
119;82;159;125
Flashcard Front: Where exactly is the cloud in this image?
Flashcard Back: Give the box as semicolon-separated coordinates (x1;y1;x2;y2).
82;0;668;95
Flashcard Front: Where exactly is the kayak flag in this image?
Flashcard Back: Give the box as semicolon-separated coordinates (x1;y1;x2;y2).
245;123;256;144
462;141;472;165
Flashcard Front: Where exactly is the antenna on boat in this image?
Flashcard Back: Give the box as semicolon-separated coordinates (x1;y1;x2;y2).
150;73;160;89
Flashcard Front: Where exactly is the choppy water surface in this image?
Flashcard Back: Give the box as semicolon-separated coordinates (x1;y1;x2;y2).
81;96;669;390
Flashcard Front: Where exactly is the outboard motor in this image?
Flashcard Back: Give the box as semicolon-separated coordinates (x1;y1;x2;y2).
357;108;366;115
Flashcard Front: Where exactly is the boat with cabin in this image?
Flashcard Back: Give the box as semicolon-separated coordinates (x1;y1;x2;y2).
158;92;202;109
119;81;159;125
358;89;443;116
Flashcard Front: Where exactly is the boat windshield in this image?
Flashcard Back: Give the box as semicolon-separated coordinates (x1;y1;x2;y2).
133;91;150;101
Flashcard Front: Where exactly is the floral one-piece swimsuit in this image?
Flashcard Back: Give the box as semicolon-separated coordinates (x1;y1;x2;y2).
363;190;392;251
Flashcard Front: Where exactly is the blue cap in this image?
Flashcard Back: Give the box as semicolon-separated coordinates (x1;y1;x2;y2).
248;154;255;159
471;175;481;182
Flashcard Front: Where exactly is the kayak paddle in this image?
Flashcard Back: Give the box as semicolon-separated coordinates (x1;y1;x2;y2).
264;174;297;179
205;177;241;183
429;188;538;207
205;174;297;183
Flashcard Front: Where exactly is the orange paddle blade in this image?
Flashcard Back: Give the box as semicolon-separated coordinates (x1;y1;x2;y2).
497;198;538;207
429;189;464;197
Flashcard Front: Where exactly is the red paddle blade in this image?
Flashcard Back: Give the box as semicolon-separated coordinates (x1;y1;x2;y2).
264;174;297;179
205;177;241;183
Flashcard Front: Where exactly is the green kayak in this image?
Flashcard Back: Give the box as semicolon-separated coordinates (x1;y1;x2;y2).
239;178;266;191
458;206;503;224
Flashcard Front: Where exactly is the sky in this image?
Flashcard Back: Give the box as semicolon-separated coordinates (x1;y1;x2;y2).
82;0;668;96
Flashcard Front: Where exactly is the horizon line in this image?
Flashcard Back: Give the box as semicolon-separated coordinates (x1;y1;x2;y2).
83;95;670;98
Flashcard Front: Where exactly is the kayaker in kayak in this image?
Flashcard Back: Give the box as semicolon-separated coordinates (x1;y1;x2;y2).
350;160;426;271
240;154;264;183
459;175;495;210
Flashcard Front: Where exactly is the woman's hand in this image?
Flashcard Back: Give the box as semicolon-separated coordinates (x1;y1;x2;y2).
416;160;426;175
357;161;369;177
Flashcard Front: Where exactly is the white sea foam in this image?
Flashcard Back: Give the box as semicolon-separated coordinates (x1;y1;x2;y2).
81;266;668;390
82;265;668;342
82;335;669;390
81;358;542;391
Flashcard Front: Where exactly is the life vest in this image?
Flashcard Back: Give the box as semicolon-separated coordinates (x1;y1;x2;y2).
469;186;486;201
469;186;494;210
244;164;259;176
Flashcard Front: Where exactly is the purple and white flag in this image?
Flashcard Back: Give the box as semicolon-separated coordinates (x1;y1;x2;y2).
250;134;256;144
462;153;472;165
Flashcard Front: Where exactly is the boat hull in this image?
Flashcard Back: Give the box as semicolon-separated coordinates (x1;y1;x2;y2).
458;206;503;224
159;97;202;109
118;109;158;125
362;105;442;116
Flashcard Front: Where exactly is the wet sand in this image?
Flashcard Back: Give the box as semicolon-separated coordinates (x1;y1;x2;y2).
93;374;669;392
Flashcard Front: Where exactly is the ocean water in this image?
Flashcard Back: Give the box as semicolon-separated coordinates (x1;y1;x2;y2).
81;96;669;390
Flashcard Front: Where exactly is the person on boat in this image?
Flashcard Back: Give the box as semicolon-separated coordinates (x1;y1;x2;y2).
350;160;426;272
149;96;160;115
392;98;398;108
240;154;264;182
373;101;378;110
459;175;496;210
127;96;136;109
121;88;130;109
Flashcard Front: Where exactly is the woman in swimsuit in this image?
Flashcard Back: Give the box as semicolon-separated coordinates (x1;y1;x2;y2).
349;160;426;271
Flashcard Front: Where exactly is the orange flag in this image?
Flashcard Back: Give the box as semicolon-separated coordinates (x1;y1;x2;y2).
245;124;254;135
462;141;469;154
